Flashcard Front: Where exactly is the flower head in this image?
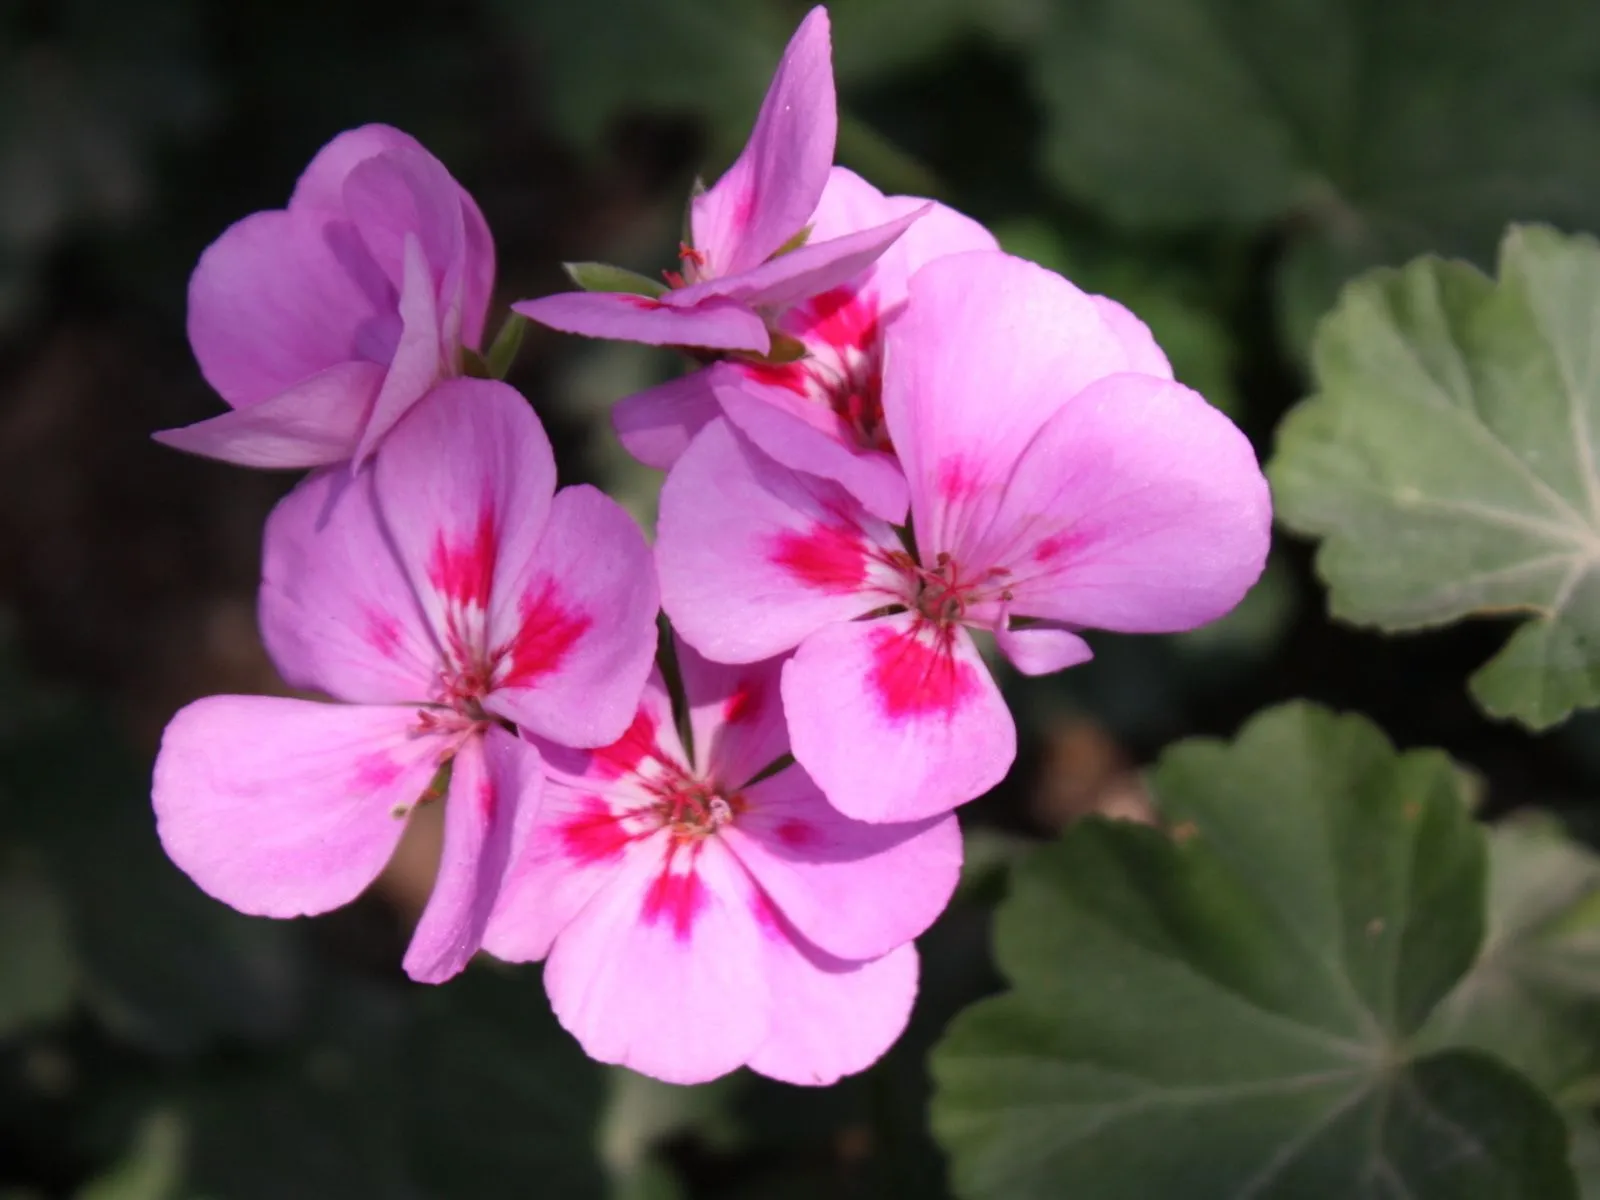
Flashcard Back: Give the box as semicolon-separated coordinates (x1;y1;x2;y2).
152;380;658;982
482;637;961;1085
657;251;1272;822
512;8;923;359
155;124;495;469
613;167;999;522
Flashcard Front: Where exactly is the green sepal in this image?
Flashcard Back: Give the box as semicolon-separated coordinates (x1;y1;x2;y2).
563;262;668;298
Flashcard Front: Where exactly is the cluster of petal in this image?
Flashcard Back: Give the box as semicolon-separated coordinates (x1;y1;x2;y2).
657;251;1272;823
155;124;495;469
513;8;921;360
482;637;961;1085
152;381;658;982
614;167;998;521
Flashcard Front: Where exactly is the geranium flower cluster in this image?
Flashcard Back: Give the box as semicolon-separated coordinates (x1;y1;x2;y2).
150;7;1271;1086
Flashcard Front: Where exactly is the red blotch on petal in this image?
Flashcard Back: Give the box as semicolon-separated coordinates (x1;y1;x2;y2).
621;295;662;310
428;506;497;608
868;624;980;720
770;524;868;594
477;774;496;821
774;818;816;849
500;582;592;688
723;680;762;725
936;456;980;503
352;753;403;791
560;795;633;863
742;361;809;396
1033;528;1086;564
363;608;404;659
641;866;707;942
590;708;660;779
795;287;879;353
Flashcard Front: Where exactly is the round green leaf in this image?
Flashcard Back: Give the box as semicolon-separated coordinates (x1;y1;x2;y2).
1272;226;1600;730
930;703;1577;1199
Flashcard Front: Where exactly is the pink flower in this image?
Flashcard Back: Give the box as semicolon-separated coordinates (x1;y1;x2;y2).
613;167;998;522
657;251;1272;823
481;637;961;1085
151;379;658;982
155;124;495;469
512;8;923;358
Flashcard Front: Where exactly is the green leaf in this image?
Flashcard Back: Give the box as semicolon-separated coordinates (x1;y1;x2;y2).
564;262;668;298
0;850;76;1036
1271;225;1600;730
1421;814;1600;1108
484;312;529;380
930;702;1577;1199
75;1111;184;1200
1008;0;1600;351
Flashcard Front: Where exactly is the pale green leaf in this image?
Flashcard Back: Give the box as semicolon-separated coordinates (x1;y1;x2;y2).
1272;225;1600;729
0;850;76;1036
931;703;1576;1199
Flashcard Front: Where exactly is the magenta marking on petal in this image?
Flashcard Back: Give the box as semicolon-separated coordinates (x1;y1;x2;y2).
769;523;869;594
641;860;708;942
428;506;497;609
476;771;496;820
722;680;762;725
559;795;634;863
589;708;661;779
500;582;592;688
794;286;878;353
936;455;980;503
352;752;404;791
867;623;980;721
774;818;816;849
1032;528;1087;564
362;608;404;659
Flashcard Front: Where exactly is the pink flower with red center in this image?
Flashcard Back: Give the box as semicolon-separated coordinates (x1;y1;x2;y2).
480;637;961;1085
151;379;658;982
155;124;495;469
657;251;1272;823
613;167;999;522
512;8;923;359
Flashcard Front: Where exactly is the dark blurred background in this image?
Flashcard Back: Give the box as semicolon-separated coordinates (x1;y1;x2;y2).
5;0;1600;1195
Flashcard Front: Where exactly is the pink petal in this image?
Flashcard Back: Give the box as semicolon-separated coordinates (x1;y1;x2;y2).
355;234;446;462
993;618;1095;676
657;419;901;664
715;368;909;522
675;639;790;789
485;484;660;749
690;6;835;276
544;837;770;1084
484;677;686;963
259;464;438;704
341;144;465;296
403;728;541;984
152;697;439;918
187;209;396;409
512;292;770;354
288;124;431;213
1091;295;1173;380
370;377;556;654
748;936;918;1086
882;251;1137;559
783;614;1014;822
721;764;961;959
458;190;497;352
805;167;998;312
675;208;925;313
152;360;381;468
612;369;722;469
973;372;1271;633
